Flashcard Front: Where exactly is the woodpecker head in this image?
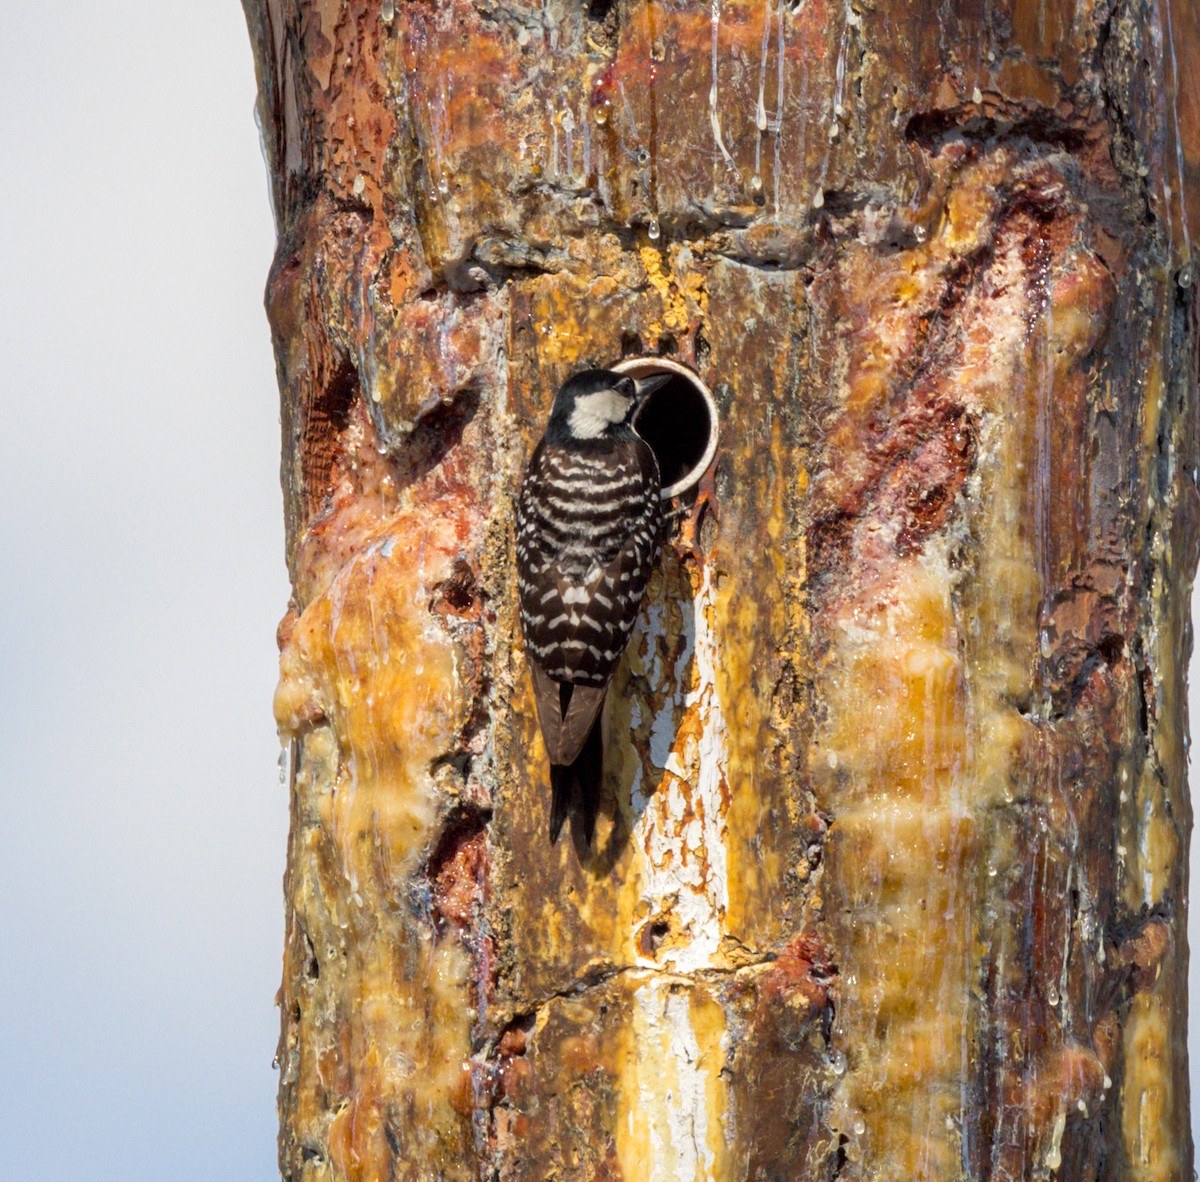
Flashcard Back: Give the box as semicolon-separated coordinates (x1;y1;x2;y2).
546;368;670;444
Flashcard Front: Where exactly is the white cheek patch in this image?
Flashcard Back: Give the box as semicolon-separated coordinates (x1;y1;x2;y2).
569;391;631;439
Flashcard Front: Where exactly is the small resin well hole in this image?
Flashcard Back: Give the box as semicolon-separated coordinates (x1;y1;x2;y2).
611;357;718;498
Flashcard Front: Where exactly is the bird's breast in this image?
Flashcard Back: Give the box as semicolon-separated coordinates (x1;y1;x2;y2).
528;449;653;551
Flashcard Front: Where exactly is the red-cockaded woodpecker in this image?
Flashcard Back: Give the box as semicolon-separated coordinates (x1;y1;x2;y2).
515;368;668;843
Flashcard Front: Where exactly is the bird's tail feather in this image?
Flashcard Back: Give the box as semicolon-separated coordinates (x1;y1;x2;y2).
549;720;603;845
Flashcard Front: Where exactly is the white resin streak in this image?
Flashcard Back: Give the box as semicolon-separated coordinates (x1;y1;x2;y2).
633;564;730;974
631;976;719;1182
709;0;738;171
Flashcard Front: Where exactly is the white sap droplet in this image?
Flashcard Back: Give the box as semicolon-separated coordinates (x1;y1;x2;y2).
353;174;366;195
853;1118;866;1136
813;189;825;209
381;0;394;21
517;26;531;46
593;103;609;125
647;217;661;240
1045;1109;1066;1169
829;1050;847;1076
750;174;764;194
972;86;983;103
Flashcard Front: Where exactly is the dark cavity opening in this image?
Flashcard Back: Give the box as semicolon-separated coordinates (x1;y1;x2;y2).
636;374;712;490
615;359;718;497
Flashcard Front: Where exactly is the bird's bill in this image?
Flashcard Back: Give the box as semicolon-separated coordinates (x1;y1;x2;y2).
632;373;673;405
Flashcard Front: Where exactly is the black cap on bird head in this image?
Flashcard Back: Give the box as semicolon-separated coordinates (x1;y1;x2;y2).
546;368;672;443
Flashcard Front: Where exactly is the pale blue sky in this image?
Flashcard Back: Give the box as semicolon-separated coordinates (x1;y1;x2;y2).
0;4;1195;1179
0;4;287;1178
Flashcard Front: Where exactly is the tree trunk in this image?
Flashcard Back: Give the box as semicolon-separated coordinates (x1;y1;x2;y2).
243;1;1199;1178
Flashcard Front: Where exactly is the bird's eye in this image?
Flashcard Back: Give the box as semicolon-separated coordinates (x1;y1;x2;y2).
617;377;636;398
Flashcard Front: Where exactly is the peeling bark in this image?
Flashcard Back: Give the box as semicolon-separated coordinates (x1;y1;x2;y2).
244;1;1199;1178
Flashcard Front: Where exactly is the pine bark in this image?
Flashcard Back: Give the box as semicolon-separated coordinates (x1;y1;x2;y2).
243;1;1200;1178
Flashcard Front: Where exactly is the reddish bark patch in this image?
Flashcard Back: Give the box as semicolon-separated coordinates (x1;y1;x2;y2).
759;933;834;1013
807;403;976;584
494;1017;535;1115
429;813;488;932
394;387;482;487
432;557;483;620
430;557;492;762
301;355;359;511
883;409;976;556
1116;917;1172;994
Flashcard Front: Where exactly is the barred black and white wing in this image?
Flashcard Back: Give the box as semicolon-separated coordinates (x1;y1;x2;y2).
516;435;661;766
